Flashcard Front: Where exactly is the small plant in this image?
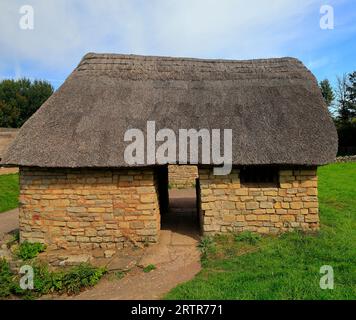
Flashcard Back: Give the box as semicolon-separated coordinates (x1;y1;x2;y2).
235;231;261;245
198;236;216;260
13;230;20;242
62;263;106;294
143;264;156;273
107;270;126;282
115;271;125;280
16;241;46;260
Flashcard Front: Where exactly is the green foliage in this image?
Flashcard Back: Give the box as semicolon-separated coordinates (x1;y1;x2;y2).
198;236;216;262
321;72;356;155
0;259;25;298
114;271;125;280
107;270;126;281
345;72;356;119
31;263;106;296
0;173;19;213
0;78;53;128
166;163;356;300
62;263;106;294
0;260;106;298
16;241;46;260
32;263;64;294
0;259;15;297
143;264;156;273
336;71;356;154
235;231;261;245
319;79;335;109
12;230;20;242
333;72;356;124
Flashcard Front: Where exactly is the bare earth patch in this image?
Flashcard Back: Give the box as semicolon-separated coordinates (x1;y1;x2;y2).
66;229;200;300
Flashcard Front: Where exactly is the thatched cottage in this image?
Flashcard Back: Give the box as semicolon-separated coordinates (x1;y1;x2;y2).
3;53;337;253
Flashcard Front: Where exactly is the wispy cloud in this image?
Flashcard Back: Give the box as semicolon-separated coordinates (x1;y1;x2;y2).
0;0;355;86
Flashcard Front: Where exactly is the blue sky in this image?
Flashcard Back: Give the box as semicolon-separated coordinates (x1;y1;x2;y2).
0;0;355;89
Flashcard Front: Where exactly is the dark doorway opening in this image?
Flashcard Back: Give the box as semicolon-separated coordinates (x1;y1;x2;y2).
156;166;200;238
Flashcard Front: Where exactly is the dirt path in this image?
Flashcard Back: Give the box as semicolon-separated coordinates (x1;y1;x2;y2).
0;168;19;175
70;229;200;300
0;208;19;237
69;189;201;300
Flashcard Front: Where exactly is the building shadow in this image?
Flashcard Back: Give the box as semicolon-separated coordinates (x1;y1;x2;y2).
161;189;200;240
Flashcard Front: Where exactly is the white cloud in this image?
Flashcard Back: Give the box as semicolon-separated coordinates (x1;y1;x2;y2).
0;0;337;79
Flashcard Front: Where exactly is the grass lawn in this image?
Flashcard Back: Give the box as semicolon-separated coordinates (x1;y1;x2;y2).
166;163;356;300
0;173;19;213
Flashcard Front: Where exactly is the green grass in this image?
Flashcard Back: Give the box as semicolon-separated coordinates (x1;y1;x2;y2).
0;173;19;213
165;163;356;300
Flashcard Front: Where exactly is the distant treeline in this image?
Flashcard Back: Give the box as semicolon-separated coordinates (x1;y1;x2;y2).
319;71;356;155
0;78;53;128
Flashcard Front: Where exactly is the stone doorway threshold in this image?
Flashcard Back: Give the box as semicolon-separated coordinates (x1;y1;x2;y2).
60;189;201;300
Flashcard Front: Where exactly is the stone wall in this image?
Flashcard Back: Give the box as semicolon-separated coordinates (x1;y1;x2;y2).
199;167;319;234
19;165;320;254
19;167;161;254
168;165;198;188
336;155;356;163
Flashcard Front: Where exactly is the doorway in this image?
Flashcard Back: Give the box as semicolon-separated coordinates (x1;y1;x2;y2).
156;165;200;238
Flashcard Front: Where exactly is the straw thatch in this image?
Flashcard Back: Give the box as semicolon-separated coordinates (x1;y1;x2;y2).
2;53;337;167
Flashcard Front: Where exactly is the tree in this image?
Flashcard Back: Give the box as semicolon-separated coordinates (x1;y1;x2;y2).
345;71;356;120
0;78;53;128
334;72;356;155
319;79;335;108
335;74;350;124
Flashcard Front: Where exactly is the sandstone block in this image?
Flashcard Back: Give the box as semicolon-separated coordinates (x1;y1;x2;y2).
246;202;259;210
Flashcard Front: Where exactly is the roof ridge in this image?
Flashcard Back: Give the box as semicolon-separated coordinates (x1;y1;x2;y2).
79;52;301;66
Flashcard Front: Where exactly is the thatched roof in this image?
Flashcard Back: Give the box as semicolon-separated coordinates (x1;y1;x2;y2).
2;53;337;168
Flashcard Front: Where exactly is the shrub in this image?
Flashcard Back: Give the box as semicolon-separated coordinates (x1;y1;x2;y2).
62;263;106;295
235;231;261;245
32;263;64;295
16;241;46;260
0;259;14;297
0;259;106;298
0;259;25;298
